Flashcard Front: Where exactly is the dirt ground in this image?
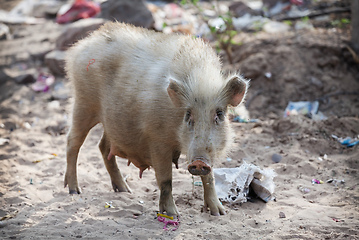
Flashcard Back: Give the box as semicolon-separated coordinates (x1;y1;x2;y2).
1;3;359;240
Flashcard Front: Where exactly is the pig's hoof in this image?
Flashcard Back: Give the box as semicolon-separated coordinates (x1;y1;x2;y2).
204;201;226;216
112;181;132;193
69;189;81;194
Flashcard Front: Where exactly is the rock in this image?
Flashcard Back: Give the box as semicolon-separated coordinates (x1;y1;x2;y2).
271;153;282;163
56;18;106;50
229;1;260;18
0;23;11;40
15;73;36;84
100;0;154;29
45;50;66;76
279;211;286;218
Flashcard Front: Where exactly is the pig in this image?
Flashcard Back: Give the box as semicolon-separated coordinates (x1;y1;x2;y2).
64;22;248;217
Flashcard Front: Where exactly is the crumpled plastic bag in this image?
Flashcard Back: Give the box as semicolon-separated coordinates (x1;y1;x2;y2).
214;161;276;203
56;0;100;24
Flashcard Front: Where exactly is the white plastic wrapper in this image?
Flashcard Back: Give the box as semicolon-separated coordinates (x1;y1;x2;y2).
214;162;276;203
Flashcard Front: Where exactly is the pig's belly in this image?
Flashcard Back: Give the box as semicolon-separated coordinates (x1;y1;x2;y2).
109;143;151;174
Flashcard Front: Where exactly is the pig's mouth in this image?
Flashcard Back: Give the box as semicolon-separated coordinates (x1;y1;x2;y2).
188;158;211;176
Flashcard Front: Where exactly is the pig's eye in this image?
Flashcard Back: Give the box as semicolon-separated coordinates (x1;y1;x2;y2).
214;109;224;124
185;110;194;126
185;110;191;122
216;109;224;120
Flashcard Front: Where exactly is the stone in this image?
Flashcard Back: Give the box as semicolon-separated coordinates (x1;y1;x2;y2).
56;18;106;50
45;50;66;76
100;0;154;29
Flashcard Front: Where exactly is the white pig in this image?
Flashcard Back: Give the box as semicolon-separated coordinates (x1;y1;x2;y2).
65;22;248;216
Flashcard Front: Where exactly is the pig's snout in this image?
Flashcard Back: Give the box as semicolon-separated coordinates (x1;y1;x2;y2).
188;159;211;176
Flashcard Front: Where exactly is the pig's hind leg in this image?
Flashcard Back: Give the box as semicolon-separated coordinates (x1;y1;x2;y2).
65;105;98;194
99;133;132;193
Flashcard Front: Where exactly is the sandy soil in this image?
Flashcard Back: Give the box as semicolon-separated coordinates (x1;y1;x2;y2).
1;11;359;240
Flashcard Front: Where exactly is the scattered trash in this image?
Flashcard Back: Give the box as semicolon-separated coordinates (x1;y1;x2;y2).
232;13;269;31
318;157;323;161
56;0;100;24
32;153;57;163
271;153;282;163
193;181;202;187
214;161;276;203
264;72;272;79
232;116;259;123
157;213;180;231
157;213;173;220
226;157;232;162
332;218;341;222
31;73;55;92
332;135;359;148
0;138;9;146
208;18;226;32
326;179;345;187
283;101;327;120
105;201;115;208
279;212;286;218
139;200;144;204
295;19;314;31
298;186;310;193
30;178;33;185
263;21;290;33
311;179;324;184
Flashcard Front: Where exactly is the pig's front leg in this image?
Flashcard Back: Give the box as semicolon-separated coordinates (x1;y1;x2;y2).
152;149;179;217
201;171;226;216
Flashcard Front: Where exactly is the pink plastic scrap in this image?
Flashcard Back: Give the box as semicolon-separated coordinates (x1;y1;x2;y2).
157;216;180;231
311;179;323;184
56;0;100;24
31;73;55;92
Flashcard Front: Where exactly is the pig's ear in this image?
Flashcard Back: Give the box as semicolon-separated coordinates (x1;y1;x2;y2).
221;75;249;107
167;79;185;107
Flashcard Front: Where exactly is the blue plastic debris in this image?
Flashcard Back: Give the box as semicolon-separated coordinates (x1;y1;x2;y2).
332;135;359;147
283;101;327;121
232;116;259;123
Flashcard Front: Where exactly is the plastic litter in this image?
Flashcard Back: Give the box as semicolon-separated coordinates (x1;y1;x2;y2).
332;135;359;148
214;161;276;203
298;185;310;193
31;73;55;92
56;0;100;24
105;201;115;208
0;138;9;145
232;116;259;123
193;181;202;186
326;179;345;187
232;13;269;31
263;21;290;33
311;179;323;184
283;101;327;120
157;213;179;231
